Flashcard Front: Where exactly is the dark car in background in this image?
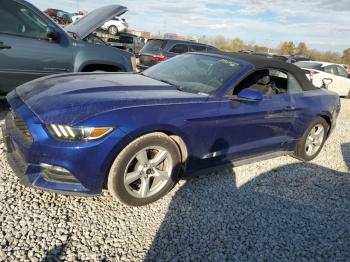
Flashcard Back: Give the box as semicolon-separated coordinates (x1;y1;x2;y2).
0;0;136;96
138;39;218;70
287;55;312;63
95;32;145;55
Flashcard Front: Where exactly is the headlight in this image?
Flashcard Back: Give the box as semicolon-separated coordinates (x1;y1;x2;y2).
46;124;113;142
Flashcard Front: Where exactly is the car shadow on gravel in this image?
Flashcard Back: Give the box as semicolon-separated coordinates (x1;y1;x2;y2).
145;143;350;261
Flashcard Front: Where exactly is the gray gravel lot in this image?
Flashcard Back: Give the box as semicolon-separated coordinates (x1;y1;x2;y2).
0;100;349;261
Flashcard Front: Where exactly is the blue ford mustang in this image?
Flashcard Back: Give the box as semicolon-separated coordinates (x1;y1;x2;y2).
3;52;340;206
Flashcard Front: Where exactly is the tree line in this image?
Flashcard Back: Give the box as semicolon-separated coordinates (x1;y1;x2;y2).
197;35;350;64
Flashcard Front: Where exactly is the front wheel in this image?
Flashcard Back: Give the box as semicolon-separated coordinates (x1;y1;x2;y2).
107;133;182;206
293;117;329;161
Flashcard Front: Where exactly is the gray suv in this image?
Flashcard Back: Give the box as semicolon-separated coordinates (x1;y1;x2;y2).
138;39;218;70
0;0;136;96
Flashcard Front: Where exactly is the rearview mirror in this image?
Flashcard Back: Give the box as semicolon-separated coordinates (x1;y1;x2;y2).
46;26;59;41
234;89;263;102
321;78;333;89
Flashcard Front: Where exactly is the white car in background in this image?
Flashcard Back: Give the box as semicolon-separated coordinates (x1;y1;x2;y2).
71;14;83;22
295;61;350;98
101;17;128;35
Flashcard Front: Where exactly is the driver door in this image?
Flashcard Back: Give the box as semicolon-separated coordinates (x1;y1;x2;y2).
0;1;72;94
214;69;297;162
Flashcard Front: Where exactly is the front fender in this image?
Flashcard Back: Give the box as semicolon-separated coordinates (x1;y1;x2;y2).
72;43;133;72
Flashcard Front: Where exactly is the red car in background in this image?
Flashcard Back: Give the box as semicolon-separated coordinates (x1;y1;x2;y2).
44;8;72;24
342;64;350;75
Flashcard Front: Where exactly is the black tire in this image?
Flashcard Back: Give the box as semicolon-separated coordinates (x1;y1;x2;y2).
108;25;118;35
293;117;329;161
107;132;182;206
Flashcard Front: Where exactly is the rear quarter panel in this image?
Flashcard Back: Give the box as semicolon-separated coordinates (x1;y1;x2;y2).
291;89;339;140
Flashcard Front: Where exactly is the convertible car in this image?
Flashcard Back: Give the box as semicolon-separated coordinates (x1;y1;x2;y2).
3;52;341;206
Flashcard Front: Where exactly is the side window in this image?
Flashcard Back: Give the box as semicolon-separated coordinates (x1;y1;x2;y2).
324;65;337;75
169;44;189;54
336;66;349;78
287;73;303;93
269;69;288;94
189;45;207;52
0;4;22;34
0;1;48;39
233;69;287;96
233;69;303;96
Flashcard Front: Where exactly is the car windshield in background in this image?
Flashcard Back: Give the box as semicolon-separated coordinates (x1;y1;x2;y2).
142;39;166;52
143;54;243;95
295;62;323;70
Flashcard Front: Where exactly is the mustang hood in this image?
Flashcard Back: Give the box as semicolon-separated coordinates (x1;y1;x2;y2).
64;5;127;39
14;73;206;125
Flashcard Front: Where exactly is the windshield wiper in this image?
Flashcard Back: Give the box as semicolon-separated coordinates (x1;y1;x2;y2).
142;75;185;91
159;79;185;91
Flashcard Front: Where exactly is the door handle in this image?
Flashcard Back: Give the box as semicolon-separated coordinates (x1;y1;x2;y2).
0;42;11;49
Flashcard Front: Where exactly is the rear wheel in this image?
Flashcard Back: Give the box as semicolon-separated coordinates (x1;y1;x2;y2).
108;25;118;35
107;132;182;206
293;117;329;161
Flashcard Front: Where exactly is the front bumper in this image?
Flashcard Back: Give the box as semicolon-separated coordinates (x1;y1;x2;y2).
2;113;98;196
3;93;129;196
2;124;30;187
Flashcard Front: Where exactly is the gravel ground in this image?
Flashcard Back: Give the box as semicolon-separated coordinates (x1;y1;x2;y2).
0;100;349;261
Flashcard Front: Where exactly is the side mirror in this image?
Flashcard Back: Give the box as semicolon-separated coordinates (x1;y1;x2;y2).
233;89;263;102
321;78;333;89
46;26;59;41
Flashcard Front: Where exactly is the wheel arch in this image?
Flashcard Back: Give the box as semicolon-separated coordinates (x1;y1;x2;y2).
80;63;123;72
102;129;190;189
318;112;332;136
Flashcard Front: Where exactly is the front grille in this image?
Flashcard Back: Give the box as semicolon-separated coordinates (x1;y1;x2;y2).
10;111;33;144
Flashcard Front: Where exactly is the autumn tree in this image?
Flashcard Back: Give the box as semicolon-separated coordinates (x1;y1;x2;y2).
198;35;209;45
212;35;226;50
342;48;350;64
296;42;308;56
279;41;295;55
224;38;244;52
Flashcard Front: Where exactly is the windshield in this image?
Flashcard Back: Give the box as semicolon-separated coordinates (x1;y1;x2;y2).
143;54;243;95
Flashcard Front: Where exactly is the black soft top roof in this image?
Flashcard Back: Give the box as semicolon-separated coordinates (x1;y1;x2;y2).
212;51;318;91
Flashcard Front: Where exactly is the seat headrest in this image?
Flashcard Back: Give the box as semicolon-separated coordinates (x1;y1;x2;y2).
257;75;270;85
254;70;270;85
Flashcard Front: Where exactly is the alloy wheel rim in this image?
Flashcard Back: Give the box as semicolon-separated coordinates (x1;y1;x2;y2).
124;146;173;199
305;124;325;156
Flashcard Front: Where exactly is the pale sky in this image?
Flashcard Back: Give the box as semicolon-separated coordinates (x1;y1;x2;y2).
28;0;350;53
